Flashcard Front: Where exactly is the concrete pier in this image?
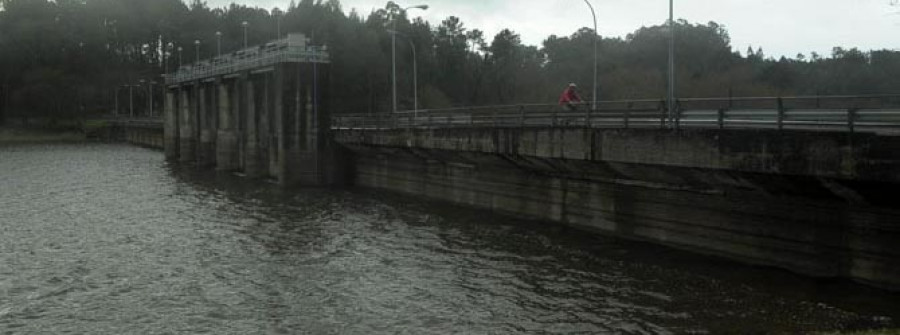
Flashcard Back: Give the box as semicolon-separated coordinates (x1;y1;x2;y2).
178;87;195;163
216;79;238;171
164;90;178;160
164;33;333;185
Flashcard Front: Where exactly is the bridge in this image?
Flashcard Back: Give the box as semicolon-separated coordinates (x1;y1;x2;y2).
107;34;900;291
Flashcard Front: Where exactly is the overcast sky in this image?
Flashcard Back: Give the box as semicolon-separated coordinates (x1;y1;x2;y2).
207;0;899;58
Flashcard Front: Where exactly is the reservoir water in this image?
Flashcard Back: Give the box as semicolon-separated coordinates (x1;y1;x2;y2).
1;143;898;334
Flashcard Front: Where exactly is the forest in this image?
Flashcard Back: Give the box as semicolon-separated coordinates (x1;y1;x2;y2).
0;0;898;124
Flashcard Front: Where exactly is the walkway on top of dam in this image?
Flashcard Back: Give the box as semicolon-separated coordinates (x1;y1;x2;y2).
332;94;900;134
107;94;900;135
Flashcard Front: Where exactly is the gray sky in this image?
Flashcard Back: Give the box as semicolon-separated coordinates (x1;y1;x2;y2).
207;0;899;58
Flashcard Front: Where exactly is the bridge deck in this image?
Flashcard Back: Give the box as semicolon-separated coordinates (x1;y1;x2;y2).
333;95;900;134
165;33;329;85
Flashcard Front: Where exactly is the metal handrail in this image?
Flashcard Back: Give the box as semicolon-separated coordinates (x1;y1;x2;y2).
165;34;330;85
332;95;900;134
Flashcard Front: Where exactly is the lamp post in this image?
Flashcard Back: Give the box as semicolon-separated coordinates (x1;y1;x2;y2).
194;39;200;64
390;4;428;113
215;31;222;56
165;42;173;75
667;0;676;127
388;30;419;117
242;21;249;48
275;11;282;39
582;0;598;111
177;46;183;67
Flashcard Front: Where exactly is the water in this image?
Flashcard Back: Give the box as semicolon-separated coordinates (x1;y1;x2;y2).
1;143;898;334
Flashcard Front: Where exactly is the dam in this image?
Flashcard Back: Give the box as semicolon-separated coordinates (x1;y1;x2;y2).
146;33;900;291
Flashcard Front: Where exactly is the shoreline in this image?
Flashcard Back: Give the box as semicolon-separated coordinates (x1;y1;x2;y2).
0;127;87;144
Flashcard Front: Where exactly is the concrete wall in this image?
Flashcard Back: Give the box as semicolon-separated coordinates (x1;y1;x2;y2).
335;127;900;290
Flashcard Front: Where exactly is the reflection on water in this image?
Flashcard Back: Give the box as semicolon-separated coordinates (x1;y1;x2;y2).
1;143;898;334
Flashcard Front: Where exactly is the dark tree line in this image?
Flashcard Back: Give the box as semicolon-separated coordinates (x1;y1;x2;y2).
1;0;898;125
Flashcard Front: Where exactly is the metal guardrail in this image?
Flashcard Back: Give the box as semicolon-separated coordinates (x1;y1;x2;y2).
166;33;330;85
332;95;900;134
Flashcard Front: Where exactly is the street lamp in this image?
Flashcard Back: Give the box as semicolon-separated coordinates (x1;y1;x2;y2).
165;42;174;75
242;21;249;48
388;30;419;118
390;3;428;113
667;0;676;128
582;0;598;112
275;11;283;38
215;31;222;56
194;39;200;64
177;46;183;67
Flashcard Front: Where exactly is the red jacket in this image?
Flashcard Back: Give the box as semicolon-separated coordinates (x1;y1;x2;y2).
559;87;581;105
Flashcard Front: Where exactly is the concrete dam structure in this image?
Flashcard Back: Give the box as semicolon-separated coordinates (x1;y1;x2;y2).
158;35;900;291
163;33;339;185
330;99;900;291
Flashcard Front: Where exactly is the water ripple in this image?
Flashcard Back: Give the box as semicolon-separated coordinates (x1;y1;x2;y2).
1;143;898;334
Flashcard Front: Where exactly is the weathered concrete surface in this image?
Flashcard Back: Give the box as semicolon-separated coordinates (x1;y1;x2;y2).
334;127;900;290
164;60;334;186
178;88;195;163
338;128;900;180
163;90;179;159
215;80;238;171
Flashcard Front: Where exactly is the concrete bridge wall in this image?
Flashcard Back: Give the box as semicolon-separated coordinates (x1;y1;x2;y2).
334;127;900;290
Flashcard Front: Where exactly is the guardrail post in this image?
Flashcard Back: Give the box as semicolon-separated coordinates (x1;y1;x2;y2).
717;108;725;129
585;104;592;128
492;108;498;127
624;102;632;129
777;97;785;131
427;111;433;128
469;108;475;127
659;100;667;129
848;108;857;133
519;105;526;128
408;112;413;130
552;107;559;127
446;111;452;128
675;99;682;130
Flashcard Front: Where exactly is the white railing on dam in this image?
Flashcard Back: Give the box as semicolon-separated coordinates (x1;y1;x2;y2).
165;33;330;85
332;95;900;134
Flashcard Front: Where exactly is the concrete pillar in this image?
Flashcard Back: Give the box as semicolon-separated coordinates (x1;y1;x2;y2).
179;86;195;163
274;64;289;184
265;73;278;178
244;75;261;177
216;78;238;171
198;83;214;167
164;88;179;160
281;62;339;186
258;73;271;178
